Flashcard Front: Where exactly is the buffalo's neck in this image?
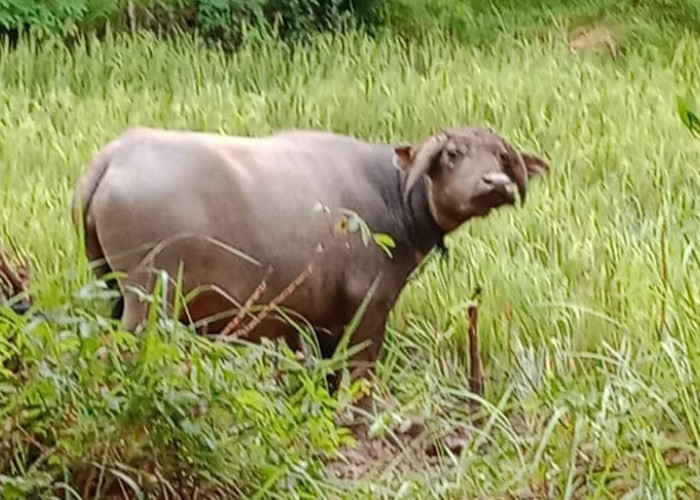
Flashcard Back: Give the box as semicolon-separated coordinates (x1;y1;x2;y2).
397;171;447;259
357;144;447;269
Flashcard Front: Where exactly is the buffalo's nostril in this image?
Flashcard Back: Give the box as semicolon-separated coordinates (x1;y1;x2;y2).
10;298;31;315
483;172;512;186
483;171;516;200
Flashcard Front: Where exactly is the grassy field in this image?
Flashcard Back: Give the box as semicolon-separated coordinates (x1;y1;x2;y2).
2;14;700;499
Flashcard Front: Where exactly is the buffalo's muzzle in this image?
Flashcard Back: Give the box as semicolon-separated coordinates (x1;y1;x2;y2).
482;171;516;201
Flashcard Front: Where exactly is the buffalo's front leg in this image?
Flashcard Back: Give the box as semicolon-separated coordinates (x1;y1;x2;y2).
346;311;389;385
119;266;153;333
325;304;390;405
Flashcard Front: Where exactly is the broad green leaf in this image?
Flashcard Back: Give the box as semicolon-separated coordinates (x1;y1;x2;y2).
346;215;361;233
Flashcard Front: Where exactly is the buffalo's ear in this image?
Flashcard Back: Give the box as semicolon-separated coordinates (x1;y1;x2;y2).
393;145;414;171
521;152;550;178
403;132;447;199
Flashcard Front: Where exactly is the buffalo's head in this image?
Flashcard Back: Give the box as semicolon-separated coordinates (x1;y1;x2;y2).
394;125;549;231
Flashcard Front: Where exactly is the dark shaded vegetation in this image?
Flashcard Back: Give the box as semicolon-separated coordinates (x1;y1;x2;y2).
2;0;700;50
0;0;386;48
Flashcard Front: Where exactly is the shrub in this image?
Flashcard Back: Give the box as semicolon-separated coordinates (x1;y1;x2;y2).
0;0;123;37
0;0;388;47
0;277;359;497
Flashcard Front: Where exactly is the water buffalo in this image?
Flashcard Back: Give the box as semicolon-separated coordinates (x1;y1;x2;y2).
71;125;549;386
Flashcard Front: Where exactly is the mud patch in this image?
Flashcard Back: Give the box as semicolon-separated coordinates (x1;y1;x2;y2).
325;296;485;481
324;416;472;481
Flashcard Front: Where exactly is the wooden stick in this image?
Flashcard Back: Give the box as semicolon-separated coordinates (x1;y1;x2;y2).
468;303;483;399
467;286;484;417
0;245;27;295
220;266;272;336
220;262;315;340
0;268;12;297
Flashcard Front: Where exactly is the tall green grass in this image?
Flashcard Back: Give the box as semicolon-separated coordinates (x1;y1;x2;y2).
384;0;700;57
2;24;700;497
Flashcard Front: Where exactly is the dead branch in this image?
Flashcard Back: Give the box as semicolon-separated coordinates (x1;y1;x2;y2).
0;245;28;294
0;243;31;312
468;286;484;416
219;261;315;340
219;266;273;336
468;304;483;397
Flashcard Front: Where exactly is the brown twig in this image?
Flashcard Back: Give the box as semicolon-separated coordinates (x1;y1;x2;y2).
0;244;31;313
82;467;98;500
0;268;12;297
220;261;315;340
468;286;484;417
220;266;273;336
0;245;28;295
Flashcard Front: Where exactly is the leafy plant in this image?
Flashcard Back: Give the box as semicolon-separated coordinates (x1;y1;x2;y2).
0;0;388;46
314;203;397;257
677;94;700;137
0;281;357;497
194;0;266;50
337;208;397;257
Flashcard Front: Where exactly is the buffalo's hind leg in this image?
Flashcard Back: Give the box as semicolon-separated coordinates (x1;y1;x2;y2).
81;212;126;322
99;271;124;320
111;294;124;319
117;266;154;333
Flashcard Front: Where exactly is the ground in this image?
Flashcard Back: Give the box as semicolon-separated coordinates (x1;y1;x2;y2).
1;7;700;499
